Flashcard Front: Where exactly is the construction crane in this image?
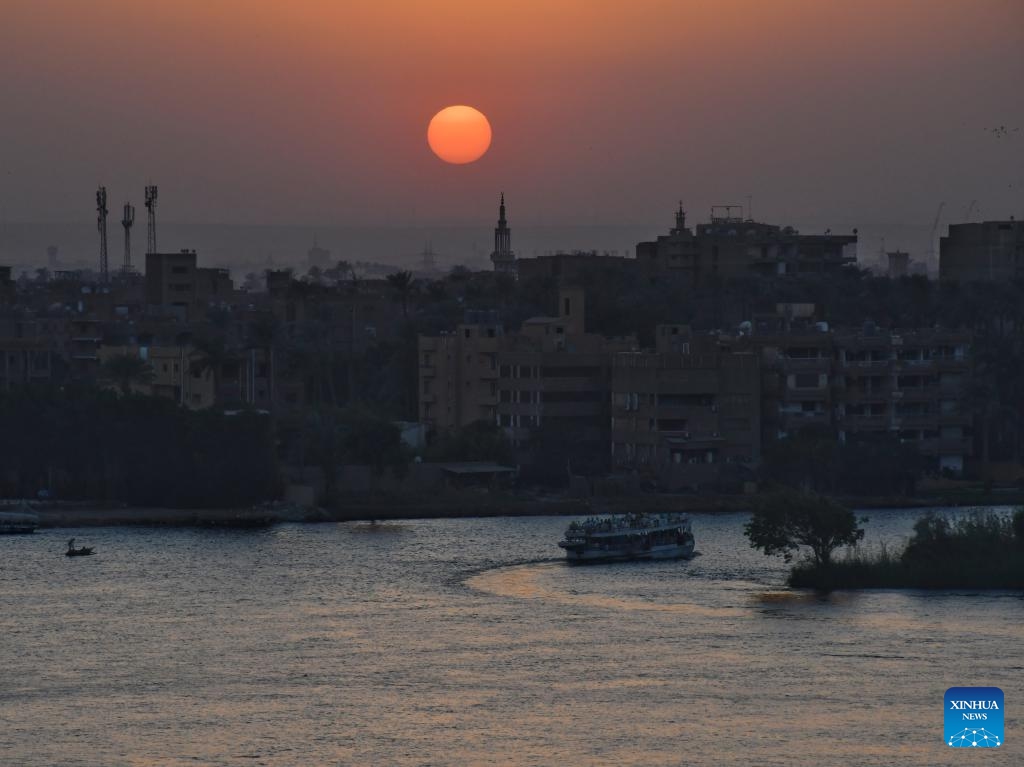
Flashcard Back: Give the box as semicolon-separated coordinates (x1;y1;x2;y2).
121;202;135;276
96;186;109;282
927;201;945;270
144;185;158;254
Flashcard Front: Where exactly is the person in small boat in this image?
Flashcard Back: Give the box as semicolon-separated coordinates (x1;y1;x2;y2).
67;538;76;553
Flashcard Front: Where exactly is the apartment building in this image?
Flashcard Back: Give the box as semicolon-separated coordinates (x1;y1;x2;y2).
418;310;504;431
419;288;636;473
753;310;973;474
940;220;1024;282
834;329;972;474
145;250;234;320
636;205;857;282
611;325;761;490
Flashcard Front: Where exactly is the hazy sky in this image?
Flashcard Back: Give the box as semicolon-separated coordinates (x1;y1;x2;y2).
2;0;1022;235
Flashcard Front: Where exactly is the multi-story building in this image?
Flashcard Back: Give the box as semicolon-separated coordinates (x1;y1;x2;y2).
496;288;635;447
611;326;761;490
98;344;216;409
515;251;634;285
145;250;234;320
636;204;857;282
753;307;973;475
834;329;972;475
418;310;503;431
419;288;636;473
940;220;1024;282
0;338;54;390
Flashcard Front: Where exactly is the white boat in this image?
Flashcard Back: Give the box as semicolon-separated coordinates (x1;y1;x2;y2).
0;502;40;534
558;511;694;564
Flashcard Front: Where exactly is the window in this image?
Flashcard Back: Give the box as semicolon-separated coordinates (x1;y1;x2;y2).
464;328;472;338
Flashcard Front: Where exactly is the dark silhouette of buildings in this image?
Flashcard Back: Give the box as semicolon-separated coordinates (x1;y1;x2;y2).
940;220;1024;281
637;204;858;281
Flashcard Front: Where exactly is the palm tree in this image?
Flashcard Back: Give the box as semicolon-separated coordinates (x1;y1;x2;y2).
100;353;154;396
386;270;415;320
189;334;237;407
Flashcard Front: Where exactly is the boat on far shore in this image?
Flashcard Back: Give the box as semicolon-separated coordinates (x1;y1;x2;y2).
0;502;40;534
558;511;695;564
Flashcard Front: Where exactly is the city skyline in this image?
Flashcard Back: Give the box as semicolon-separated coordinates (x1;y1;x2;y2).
1;0;1021;236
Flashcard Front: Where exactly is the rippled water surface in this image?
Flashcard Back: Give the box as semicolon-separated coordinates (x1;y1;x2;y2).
1;510;1021;766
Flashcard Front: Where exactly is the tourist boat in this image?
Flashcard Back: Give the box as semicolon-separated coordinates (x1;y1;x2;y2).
0;502;39;534
558;511;695;564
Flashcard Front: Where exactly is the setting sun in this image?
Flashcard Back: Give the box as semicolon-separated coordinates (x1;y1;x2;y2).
427;105;492;164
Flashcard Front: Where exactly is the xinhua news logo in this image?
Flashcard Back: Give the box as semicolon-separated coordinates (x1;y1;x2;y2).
945;687;1003;748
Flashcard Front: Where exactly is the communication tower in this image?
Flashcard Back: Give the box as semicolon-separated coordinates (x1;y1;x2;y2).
96;186;109;282
144;185;158;254
121;202;135;275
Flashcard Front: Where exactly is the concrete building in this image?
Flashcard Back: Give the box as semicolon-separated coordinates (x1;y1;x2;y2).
940;220;1024;282
611;325;761;490
887;250;910;278
419;288;636;473
98;343;216;409
145;250;234;319
418;310;504;431
515;251;635;285
0;338;54;390
637;204;858;282
497;287;635;451
834;329;972;475
752;308;973;475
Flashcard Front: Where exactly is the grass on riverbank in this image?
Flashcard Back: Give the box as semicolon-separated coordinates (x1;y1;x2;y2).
789;509;1024;590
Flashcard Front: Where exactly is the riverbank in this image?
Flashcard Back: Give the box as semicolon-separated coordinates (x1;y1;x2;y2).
22;489;1024;527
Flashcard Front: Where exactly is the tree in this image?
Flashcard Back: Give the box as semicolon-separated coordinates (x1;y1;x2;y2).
100;353;154;395
386;270;415;320
190;334;237;406
744;489;865;567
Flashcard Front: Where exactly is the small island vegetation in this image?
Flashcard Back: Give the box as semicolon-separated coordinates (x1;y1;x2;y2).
745;490;1024;591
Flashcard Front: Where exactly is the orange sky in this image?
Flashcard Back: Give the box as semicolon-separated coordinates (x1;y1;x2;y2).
1;0;1022;231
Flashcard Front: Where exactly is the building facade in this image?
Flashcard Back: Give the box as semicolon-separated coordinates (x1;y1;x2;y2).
940;220;1024;282
611;326;761;490
637;204;858;282
754;315;973;475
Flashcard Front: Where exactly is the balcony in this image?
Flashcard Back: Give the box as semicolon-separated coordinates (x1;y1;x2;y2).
839;388;891;403
782;387;829;402
842;415;891;431
842;363;893;377
781;357;831;372
894;386;939;402
891;415;938;430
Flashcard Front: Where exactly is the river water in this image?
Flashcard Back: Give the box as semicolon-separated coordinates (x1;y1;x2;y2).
1;510;1021;766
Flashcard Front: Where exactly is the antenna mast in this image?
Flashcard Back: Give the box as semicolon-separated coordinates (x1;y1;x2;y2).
144;185;158;254
121;202;135;275
96;186;109;282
